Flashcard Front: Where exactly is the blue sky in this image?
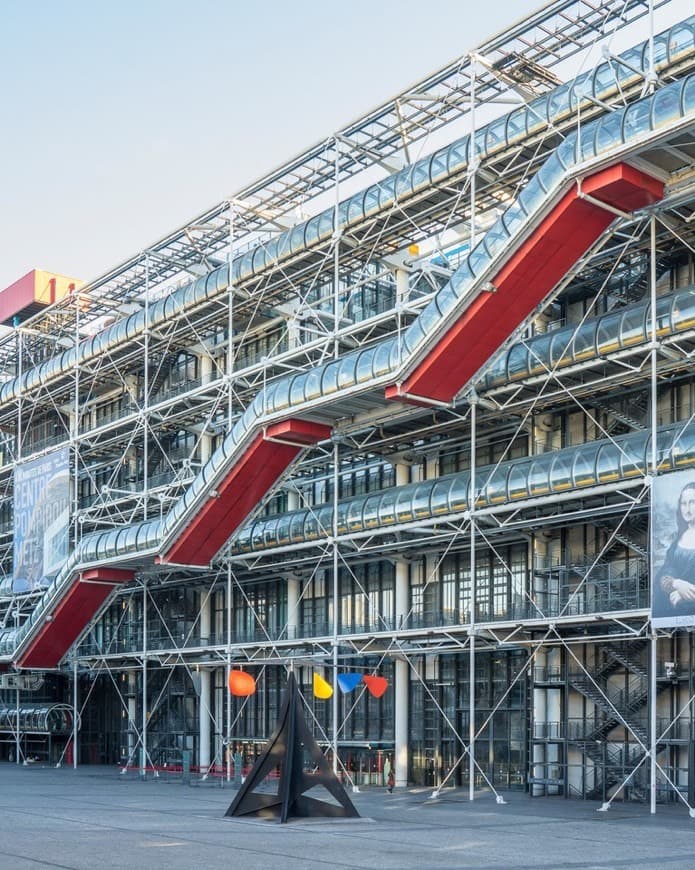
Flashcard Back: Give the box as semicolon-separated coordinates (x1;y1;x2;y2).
0;1;686;290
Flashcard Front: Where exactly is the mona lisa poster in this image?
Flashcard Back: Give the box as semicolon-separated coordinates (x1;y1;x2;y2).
652;469;695;628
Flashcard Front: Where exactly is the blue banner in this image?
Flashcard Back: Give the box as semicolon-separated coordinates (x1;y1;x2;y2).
13;449;70;593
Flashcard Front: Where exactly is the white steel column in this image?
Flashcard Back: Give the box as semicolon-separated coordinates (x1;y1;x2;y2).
72;658;78;768
287;493;300;641
532;649;547;796
198;591;211;770
468;61;479;802
649;213;658;815
226;563;232;782
287;576;300;641
72;291;80;549
127;671;136;764
469;398;477;801
333;138;341;360
143;255;150;521
141;581;148;778
396;266;408;357
469;56;478;249
395;557;409;788
15;672;20;765
332;438;340;775
227;203;235;431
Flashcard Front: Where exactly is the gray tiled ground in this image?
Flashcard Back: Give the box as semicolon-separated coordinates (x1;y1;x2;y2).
1;764;694;869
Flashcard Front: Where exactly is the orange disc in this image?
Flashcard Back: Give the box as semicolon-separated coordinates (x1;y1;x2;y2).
228;670;256;696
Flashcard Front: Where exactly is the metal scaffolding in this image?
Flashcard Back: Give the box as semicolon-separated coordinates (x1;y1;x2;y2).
2;0;695;814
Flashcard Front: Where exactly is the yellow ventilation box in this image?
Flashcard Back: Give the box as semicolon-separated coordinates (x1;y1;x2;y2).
0;269;83;326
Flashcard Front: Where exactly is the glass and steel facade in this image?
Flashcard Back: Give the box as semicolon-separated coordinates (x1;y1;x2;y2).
2;4;695;805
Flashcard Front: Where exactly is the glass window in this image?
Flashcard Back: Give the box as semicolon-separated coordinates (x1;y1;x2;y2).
593;62;616;98
289;513;306;543
684;76;695;113
623;98;651;140
579;126;596;162
473;128;487;159
335;502;349;534
411;483;432;519
671;290;695;333
288;224;305;254
572;444;598;488
654;295;672;337
571;321;596;361
263;517;280;547
362;494;381;528
517;178;545;215
347;499;365;532
377;176;397;210
536;154;563;192
596;311;623;355
480;464;509;506
321;360;341;395
467;242;489;278
429;147;449;183
527;334;551;375
501;202;527;237
670;425;695;470
346;192;365;225
394;167;414;198
337;355;358;389
507;462;529;500
446;136;469;174
373;338;395;377
505;107;527;143
411;158;430;190
276;517;291;545
448;475;469;512
318;210;334;240
378;489;397;526
546;84;571;122
483;222;508;260
528;456;552;497
668;24;694;63
316;506;332;536
653;33;669;67
486;117;507;153
597;442;621;483
303;367;323;402
594;111;623;153
483;353;507;388
303;512;319;540
363;185;381;216
271;378;291;412
569;72;591;112
549;329;572;370
619;305;647;348
395;487;415;523
526;96;548;133
507;343;529;380
550;453;572;492
651;83;682;128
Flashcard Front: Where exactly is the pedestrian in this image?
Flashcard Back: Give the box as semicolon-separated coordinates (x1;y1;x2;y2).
383;754;392;786
387;769;395;793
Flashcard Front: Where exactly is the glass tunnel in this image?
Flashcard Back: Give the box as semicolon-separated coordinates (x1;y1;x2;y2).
0;705;73;734
231;422;695;554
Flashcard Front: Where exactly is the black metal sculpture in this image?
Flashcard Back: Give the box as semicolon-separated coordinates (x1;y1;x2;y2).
225;672;359;823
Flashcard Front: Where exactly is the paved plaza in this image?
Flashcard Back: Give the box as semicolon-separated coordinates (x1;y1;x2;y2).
0;765;695;869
